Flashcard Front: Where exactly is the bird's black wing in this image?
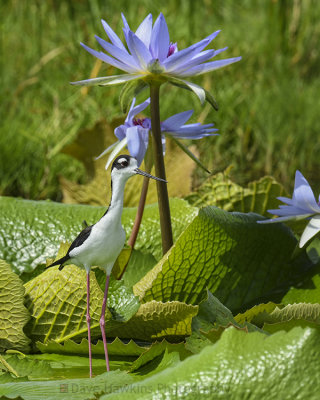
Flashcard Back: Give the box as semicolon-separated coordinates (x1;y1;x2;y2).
68;225;93;252
46;225;93;270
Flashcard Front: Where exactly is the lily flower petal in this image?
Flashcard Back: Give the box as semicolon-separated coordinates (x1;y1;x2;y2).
162;41;211;71
213;47;228;56
292;170;320;213
177;30;221;57
101;19;127;52
276;196;296;206
127;30;153;69
71;73;144;87
179;56;242;77
300;215;320;248
162;110;194;130
114;125;127;140
150;13;170;61
95;141;120;161
126;126;149;166
80;42;136;73
127;97;151;122
94;35;139;68
258;170;320;247
105;137;128;170
135;14;153;48
161;109;218;140
169;50;216;74
258;214;313;224
121;13;130;32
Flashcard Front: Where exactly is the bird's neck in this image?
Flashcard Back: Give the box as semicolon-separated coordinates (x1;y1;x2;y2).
101;177;127;225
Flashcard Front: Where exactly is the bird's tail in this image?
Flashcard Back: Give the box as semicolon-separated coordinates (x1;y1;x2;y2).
45;254;70;271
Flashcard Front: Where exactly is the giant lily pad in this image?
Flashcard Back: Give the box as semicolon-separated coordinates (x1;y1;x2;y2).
0;260;30;352
186;170;285;216
134;207;312;311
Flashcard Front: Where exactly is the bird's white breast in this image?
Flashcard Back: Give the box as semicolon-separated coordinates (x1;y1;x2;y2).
69;209;126;274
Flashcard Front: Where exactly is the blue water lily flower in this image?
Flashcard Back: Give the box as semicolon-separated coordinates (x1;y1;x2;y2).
98;98;218;169
72;13;241;102
258;170;320;248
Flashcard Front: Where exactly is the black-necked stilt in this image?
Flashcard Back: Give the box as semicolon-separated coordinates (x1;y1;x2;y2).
46;155;166;377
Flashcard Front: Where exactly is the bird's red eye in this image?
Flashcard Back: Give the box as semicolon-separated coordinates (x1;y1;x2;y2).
121;161;128;167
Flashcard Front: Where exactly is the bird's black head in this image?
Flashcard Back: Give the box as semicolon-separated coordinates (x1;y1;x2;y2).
111;155;132;171
110;154;167;183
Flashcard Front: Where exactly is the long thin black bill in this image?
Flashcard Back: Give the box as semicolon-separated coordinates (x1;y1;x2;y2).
134;168;167;183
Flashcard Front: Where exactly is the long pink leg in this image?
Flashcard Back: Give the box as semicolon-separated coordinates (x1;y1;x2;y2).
100;274;110;371
86;272;93;378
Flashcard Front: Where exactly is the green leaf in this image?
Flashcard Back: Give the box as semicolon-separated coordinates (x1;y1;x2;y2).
0;260;30;352
282;263;320;304
235;302;279;326
134;207;311;310
236;302;320;335
36;337;149;357
119;80;148;113
184;331;213;354
0;370;136;400
186;170;286;217
110;248;132;280
192;290;239;332
0;196;196;274
132;348;181;377
262;303;320;325
193;291;263;334
0;372;27;383
122;250;157;287
0;355;54;380
101;327;320;400
263;319;320;334
130;340;191;374
0;354;19;377
24;352;133;377
203;88;219;110
108;301;198;341
262;303;320;334
186;291;264;353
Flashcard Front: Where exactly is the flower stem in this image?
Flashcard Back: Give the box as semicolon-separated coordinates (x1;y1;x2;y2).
149;82;173;254
127;175;150;249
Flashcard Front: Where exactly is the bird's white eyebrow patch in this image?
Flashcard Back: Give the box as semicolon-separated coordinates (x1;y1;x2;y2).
118;158;127;164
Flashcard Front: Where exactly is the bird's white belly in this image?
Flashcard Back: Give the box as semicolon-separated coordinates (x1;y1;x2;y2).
70;223;126;273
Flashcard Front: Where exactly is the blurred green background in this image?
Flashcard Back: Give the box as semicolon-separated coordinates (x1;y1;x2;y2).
1;0;319;201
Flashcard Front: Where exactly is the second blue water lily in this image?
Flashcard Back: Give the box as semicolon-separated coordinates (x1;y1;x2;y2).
98;98;218;168
258;170;320;247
